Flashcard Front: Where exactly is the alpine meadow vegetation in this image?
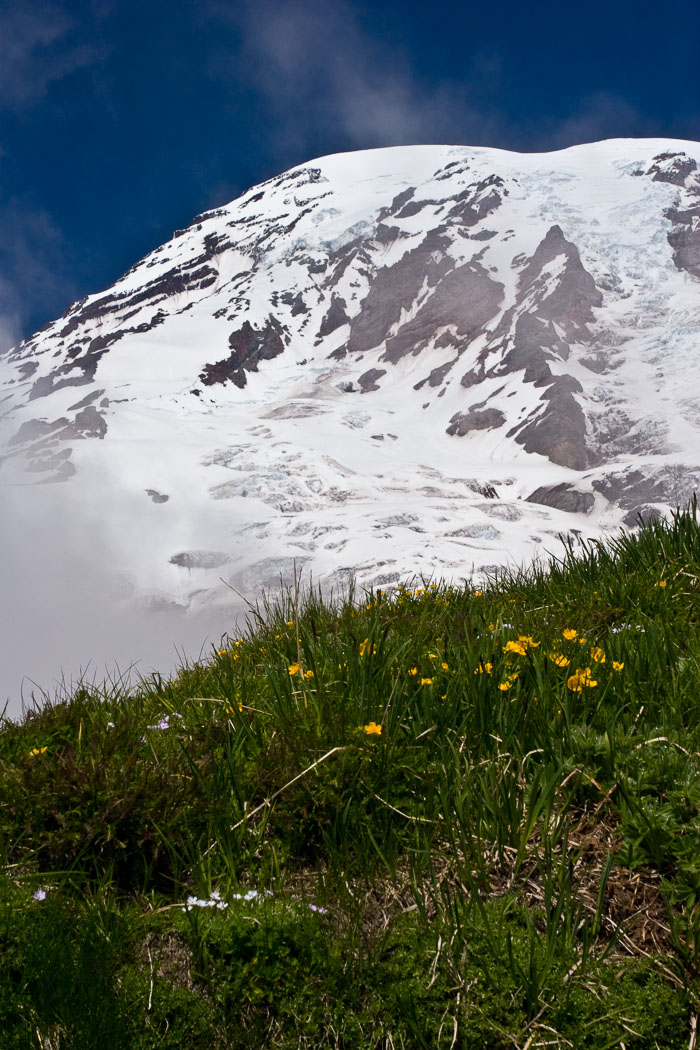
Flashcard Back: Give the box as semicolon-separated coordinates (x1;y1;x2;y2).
2;503;700;1047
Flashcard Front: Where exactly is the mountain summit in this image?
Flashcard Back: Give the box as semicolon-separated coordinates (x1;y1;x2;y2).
2;139;700;620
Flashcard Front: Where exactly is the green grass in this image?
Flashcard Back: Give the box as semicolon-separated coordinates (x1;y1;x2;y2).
2;502;700;1047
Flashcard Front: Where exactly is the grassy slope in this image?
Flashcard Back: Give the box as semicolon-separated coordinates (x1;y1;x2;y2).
2;505;700;1048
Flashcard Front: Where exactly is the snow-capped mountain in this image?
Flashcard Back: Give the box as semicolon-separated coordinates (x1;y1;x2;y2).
1;139;699;699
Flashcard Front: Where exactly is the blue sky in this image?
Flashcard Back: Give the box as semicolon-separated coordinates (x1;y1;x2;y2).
1;0;698;347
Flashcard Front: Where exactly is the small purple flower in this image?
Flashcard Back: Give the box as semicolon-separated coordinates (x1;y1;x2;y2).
33;889;47;901
147;713;183;730
148;717;171;730
308;904;327;914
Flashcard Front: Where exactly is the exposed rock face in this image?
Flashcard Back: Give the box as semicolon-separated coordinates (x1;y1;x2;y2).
383;261;504;363
358;368;386;392
447;407;506;436
200;317;286;388
527;483;594;514
593;466;700;527
9;406;106;448
454;224;606;469
647;152;698;186
317;294;350;338
346;229;453;354
170;550;231;569
642;151;700;280
513;375;596;471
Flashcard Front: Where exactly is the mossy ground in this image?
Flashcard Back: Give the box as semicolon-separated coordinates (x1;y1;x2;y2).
2;505;700;1047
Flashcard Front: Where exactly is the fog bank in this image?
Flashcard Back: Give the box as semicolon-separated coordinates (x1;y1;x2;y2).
0;485;248;723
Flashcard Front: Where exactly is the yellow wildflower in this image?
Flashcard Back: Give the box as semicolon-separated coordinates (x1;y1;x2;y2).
218;648;228;656
567;667;597;692
364;721;382;736
474;662;493;675
226;703;243;714
359;637;376;657
659;580;667;588
612;661;624;671
562;629;578;640
441;662;449;672
420;677;433;686
28;746;47;757
304;669;314;679
549;652;570;668
498;681;513;691
408;667;418;676
518;635;540;648
503;640;527;656
590;647;606;664
288;663;301;676
473;590;483;597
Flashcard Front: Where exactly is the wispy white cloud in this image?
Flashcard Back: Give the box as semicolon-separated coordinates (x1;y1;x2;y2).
0;195;77;350
0;277;23;353
206;0;502;156
0;2;108;347
205;1;680;162
544;92;654;150
0;2;100;109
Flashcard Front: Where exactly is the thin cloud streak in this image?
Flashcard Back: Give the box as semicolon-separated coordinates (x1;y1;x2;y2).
0;2;100;110
208;0;503;156
0;197;77;351
206;0;676;168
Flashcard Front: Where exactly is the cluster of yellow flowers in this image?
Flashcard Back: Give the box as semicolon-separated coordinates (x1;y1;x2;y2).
498;672;520;692
406;651;453;682
503;635;540;657
288;664;314;680
28;746;47;758
567;667;597;692
471;627;626;698
218;638;244;659
359;637;377;657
